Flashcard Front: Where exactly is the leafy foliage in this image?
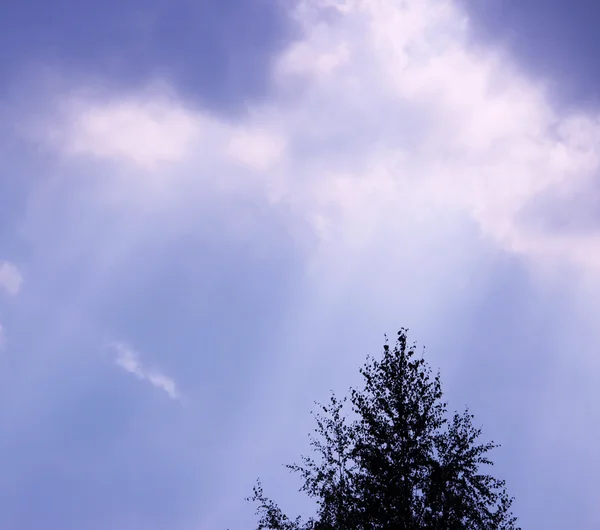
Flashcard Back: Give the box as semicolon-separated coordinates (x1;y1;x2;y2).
249;329;519;530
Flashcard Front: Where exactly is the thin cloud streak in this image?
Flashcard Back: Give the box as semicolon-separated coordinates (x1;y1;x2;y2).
0;260;22;350
111;341;181;401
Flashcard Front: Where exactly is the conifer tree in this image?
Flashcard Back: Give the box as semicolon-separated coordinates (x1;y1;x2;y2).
249;330;519;530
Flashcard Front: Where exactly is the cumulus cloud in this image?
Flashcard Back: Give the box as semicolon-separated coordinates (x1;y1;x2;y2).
110;342;181;401
0;261;23;296
30;0;600;276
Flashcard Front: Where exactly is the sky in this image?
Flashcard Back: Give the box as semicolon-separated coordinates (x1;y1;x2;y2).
1;0;600;528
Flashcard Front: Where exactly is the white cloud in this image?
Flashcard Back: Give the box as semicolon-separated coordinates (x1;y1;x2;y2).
51;88;207;171
0;261;22;296
110;342;181;401
31;0;600;275
272;0;600;268
227;128;286;172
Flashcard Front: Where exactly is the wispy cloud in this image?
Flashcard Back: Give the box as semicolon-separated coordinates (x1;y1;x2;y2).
0;261;22;350
0;261;22;296
110;342;181;401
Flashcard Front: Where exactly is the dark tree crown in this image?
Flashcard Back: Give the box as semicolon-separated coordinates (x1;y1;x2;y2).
249;329;519;530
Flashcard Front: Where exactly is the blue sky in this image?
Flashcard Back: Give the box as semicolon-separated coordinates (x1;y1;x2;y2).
462;0;600;109
1;0;600;529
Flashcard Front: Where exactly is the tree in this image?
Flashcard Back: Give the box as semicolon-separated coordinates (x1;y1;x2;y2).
249;329;519;530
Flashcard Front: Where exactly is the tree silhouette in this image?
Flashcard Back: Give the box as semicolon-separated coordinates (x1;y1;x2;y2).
249;329;519;530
